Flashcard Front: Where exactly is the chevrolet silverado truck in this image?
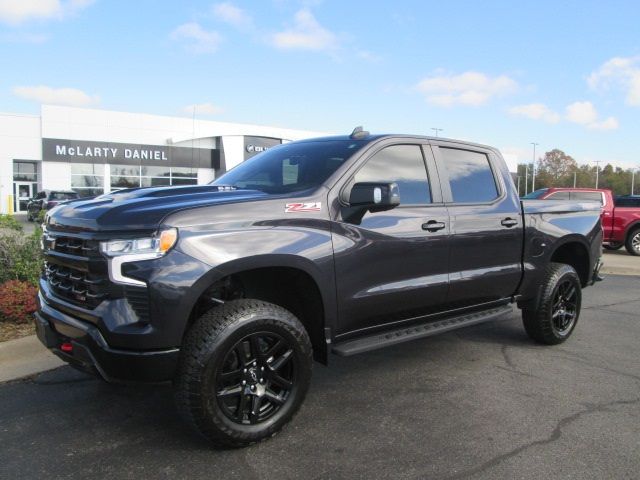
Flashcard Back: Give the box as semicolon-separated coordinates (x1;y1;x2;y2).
525;187;640;255
35;129;603;447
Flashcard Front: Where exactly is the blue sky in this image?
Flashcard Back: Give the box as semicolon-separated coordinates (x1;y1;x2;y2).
0;0;639;167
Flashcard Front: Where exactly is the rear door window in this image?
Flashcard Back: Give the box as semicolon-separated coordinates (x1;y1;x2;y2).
570;191;603;205
439;148;499;203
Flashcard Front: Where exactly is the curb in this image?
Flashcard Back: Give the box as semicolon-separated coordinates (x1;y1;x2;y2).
0;335;65;383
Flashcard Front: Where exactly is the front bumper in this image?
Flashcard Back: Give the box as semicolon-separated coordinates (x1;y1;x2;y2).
35;291;179;383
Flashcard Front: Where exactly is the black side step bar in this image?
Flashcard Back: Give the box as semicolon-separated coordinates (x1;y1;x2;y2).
332;305;513;356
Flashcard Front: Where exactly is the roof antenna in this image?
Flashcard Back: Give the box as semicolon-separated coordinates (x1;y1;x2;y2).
350;126;369;139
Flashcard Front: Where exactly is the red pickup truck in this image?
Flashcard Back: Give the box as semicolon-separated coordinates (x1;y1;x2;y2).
524;187;640;255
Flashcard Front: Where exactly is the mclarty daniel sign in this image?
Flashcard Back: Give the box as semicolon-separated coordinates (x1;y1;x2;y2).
43;138;220;169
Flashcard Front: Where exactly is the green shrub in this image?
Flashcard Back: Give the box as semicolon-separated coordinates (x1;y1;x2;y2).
0;214;23;232
0;280;38;323
0;227;43;286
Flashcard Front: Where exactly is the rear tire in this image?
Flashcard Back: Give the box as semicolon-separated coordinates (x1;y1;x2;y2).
624;228;640;256
603;242;622;250
174;299;312;448
522;262;581;345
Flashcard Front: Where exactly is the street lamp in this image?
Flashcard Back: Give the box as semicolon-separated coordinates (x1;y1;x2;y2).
531;142;539;192
594;161;601;188
431;127;443;137
632;167;639;195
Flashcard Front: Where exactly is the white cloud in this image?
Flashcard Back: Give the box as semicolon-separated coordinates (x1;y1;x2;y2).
212;2;252;30
565;101;598;125
12;85;99;106
415;71;518;107
0;0;94;25
508;103;561;123
171;22;222;54
182;102;224;116
588;116;619;131
270;9;338;51
565;101;618;130
588;55;640;106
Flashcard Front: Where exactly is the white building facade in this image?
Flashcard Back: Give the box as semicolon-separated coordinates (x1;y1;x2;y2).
0;105;324;214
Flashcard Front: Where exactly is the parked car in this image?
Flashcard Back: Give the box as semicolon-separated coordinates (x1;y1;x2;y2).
26;190;79;222
524;187;640;255
36;130;603;447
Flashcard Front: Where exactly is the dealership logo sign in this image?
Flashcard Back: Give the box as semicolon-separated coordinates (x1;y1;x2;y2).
246;144;270;153
54;144;168;161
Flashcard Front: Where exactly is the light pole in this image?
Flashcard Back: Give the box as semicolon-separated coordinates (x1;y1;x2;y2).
573;171;577;188
524;164;529;195
531;142;539;192
431;127;443;137
632;168;639;195
594;161;601;188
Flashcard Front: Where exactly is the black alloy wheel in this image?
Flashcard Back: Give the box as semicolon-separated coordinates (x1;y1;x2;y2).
174;299;312;447
216;331;297;425
522;262;582;345
550;279;578;337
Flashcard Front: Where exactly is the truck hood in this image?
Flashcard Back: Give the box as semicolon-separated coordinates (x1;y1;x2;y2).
46;185;268;233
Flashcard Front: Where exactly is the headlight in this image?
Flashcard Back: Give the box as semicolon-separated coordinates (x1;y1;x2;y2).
100;228;178;257
101;228;178;287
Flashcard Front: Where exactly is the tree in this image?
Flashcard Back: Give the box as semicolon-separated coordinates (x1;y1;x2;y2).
536;149;578;187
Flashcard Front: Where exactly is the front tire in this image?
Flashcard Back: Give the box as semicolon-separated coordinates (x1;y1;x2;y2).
603;242;622;250
625;228;640;256
521;262;582;345
174;299;312;448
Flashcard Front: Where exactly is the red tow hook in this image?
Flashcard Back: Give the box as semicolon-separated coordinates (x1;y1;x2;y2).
60;342;73;353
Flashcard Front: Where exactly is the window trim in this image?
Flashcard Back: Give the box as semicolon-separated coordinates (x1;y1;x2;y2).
431;143;506;206
338;141;442;208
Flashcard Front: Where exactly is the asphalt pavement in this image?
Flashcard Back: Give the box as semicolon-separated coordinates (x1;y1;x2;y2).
1;275;639;480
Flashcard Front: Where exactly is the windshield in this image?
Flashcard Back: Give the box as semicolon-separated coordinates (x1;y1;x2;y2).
522;188;549;199
212;140;367;194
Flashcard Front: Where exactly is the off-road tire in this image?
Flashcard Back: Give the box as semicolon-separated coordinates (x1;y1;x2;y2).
174;299;312;448
624;227;640;256
522;262;582;345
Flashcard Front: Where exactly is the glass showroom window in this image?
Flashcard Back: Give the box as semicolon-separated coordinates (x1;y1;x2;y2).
170;167;198;185
110;164;140;190
141;165;171;187
71;163;104;197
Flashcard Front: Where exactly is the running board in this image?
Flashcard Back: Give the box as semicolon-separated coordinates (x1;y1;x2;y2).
332;305;513;356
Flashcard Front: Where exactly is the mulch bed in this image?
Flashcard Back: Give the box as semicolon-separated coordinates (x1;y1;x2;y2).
0;322;35;342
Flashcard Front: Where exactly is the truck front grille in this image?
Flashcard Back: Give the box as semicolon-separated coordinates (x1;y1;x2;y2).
43;233;110;309
44;262;109;308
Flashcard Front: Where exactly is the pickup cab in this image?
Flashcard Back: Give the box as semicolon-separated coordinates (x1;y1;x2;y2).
35;129;603;447
525;187;640;255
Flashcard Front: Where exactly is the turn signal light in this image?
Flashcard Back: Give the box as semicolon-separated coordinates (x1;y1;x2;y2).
158;228;178;253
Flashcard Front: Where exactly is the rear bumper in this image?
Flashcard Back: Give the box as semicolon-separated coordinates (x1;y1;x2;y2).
35;292;179;383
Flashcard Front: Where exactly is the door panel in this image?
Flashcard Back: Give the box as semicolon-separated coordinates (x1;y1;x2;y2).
433;145;523;308
331;142;450;337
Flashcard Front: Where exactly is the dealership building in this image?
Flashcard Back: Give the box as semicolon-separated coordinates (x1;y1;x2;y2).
0;105;325;215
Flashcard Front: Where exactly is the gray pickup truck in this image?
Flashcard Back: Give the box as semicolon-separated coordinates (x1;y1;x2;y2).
36;128;603;447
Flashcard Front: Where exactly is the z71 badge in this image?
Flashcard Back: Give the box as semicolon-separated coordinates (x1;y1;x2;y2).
285;202;322;213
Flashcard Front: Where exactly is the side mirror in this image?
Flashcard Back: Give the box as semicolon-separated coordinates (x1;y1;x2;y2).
349;182;400;209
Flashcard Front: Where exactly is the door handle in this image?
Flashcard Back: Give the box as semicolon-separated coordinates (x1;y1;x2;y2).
501;218;518;228
422;220;446;232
